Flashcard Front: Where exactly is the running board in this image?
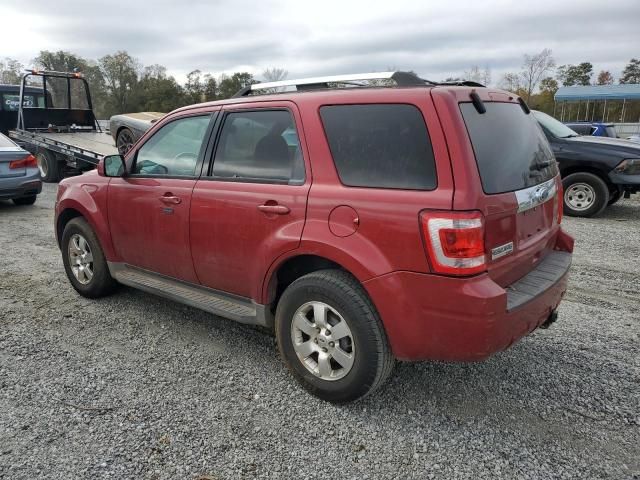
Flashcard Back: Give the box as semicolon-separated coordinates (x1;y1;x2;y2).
108;263;272;327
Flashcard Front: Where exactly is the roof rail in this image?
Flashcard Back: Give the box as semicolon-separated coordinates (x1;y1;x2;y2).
232;71;434;98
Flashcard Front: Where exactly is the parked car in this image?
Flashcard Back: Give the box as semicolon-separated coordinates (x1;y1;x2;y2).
55;72;574;403
533;110;640;217
109;112;164;155
0;132;42;205
564;121;618;138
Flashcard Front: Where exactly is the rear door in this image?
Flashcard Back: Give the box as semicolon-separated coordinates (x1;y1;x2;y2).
190;102;310;300
456;100;561;287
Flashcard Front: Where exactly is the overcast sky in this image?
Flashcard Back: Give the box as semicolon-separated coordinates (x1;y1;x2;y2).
1;0;639;85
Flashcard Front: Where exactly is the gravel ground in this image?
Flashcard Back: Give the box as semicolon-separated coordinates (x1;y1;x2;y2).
1;184;639;480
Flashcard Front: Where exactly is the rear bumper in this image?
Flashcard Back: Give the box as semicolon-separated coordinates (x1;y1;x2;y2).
363;229;574;361
0;169;42;199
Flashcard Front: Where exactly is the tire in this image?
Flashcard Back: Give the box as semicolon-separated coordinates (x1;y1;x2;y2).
608;188;623;206
61;217;117;298
36;149;61;183
116;128;135;155
12;195;37;206
562;172;609;218
275;269;394;403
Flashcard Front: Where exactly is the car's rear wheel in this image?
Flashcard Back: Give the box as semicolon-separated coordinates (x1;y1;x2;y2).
116;128;135;155
62;217;117;298
12;195;37;206
275;269;394;403
36;149;60;183
562;172;609;218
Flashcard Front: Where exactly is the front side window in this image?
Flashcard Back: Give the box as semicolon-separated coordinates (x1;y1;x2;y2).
320;104;437;190
212;110;304;184
133;115;210;176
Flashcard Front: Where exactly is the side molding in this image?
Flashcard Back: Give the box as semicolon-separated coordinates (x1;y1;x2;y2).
108;262;273;328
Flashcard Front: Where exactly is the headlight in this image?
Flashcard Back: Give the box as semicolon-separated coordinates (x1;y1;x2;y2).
614;159;640;175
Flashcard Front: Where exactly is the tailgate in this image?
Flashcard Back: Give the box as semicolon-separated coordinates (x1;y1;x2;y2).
458;99;561;287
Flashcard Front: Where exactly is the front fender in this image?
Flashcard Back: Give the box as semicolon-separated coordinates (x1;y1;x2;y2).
56;181;118;261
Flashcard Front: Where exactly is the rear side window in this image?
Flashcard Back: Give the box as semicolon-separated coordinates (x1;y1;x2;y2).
320;104;437;190
460;102;558;194
212;110;304;184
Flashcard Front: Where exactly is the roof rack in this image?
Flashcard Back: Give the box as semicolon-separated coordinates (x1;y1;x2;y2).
232;71;438;98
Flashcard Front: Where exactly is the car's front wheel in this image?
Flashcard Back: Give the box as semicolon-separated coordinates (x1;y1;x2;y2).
562;172;609;218
275;269;394;403
61;217;117;298
116;128;135;155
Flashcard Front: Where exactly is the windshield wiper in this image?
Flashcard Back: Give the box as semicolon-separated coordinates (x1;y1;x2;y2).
562;134;579;138
530;160;556;171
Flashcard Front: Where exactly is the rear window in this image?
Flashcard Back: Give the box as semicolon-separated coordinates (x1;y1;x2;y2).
0;134;16;148
460;102;557;194
320;104;437;190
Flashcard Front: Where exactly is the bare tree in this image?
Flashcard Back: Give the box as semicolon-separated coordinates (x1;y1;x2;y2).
596;70;614;85
499;72;523;93
520;48;555;102
464;65;491;86
262;67;288;83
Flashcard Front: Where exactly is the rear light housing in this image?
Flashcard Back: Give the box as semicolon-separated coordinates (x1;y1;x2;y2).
556;180;563;224
420;210;486;276
9;154;37;169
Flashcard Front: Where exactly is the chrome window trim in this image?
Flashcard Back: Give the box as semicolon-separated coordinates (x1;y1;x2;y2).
515;177;557;212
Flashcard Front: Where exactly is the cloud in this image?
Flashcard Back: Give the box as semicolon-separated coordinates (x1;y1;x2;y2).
1;0;638;84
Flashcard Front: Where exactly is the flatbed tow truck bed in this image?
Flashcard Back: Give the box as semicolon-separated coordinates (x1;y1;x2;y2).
8;69;116;181
10;129;117;165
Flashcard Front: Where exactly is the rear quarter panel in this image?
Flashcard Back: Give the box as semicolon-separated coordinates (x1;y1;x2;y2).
278;89;454;285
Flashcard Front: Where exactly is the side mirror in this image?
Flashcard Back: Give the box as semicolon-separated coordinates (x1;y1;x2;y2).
101;154;126;177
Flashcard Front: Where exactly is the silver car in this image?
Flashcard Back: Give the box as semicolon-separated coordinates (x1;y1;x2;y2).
109;112;164;155
0;133;42;205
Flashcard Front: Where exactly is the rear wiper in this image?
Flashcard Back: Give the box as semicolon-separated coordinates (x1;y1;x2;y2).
530;160;556;171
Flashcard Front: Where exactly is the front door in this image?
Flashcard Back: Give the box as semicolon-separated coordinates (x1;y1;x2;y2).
108;113;213;283
190;104;310;300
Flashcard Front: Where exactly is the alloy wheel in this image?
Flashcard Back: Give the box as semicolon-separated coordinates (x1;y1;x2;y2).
68;233;94;285
290;301;355;381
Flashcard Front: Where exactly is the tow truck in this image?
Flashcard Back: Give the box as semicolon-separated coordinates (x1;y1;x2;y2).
9;70;117;182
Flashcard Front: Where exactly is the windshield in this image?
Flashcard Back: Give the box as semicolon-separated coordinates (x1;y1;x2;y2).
532;110;578;138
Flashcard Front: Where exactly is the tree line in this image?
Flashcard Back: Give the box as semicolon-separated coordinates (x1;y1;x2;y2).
0;50;288;118
1;49;639;121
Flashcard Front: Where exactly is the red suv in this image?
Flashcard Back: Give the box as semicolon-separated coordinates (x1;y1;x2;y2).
55;72;574;403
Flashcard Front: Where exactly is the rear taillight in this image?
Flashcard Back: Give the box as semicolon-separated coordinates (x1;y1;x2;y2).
420;210;486;276
9;154;37;169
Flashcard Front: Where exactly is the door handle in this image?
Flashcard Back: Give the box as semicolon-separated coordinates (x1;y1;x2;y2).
258;203;290;215
160;194;182;205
